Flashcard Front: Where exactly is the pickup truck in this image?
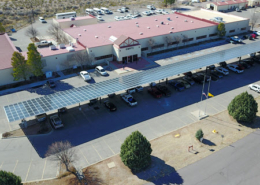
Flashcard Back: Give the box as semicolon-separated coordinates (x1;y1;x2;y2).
35;40;52;48
121;93;137;106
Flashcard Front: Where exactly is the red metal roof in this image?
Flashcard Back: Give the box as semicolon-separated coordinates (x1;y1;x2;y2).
63;13;218;49
212;0;248;6
0;33;18;70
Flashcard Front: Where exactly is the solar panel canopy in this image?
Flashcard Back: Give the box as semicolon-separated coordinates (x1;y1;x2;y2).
4;41;260;122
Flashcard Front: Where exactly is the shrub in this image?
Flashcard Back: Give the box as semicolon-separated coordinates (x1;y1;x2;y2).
120;131;152;172
228;92;258;123
2;132;11;138
0;170;22;185
195;129;204;141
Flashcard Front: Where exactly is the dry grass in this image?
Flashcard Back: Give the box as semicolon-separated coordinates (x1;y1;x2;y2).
25;97;260;185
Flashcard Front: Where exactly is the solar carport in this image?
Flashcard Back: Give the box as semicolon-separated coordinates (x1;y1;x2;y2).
4;41;260;122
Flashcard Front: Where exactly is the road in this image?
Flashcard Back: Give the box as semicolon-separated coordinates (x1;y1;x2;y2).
146;129;260;185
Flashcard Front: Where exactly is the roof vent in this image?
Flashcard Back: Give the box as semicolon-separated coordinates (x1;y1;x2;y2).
84;29;86;31
161;21;164;25
184;20;187;22
156;25;159;27
171;27;174;29
78;34;81;36
147;27;150;29
167;17;170;20
191;21;193;23
166;23;169;25
95;36;98;38
169;31;172;33
155;19;157;21
176;16;178;18
140;32;143;35
136;24;139;27
136;22;138;24
108;26;111;28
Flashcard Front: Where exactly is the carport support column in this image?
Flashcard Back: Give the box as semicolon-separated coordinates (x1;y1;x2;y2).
199;68;207;117
79;103;81;111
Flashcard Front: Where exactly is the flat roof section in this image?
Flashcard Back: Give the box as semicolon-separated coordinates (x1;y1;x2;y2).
182;9;248;23
0;33;18;70
212;0;247;6
56;16;95;23
4;40;260;122
63;13;218;48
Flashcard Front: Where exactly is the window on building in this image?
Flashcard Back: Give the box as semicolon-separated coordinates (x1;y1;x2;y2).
95;54;113;60
209;33;218;37
141;47;148;51
196;35;207;40
152;44;164;49
229;30;235;33
241;27;246;31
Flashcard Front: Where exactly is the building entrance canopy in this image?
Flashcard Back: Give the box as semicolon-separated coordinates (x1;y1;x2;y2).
4;41;260;122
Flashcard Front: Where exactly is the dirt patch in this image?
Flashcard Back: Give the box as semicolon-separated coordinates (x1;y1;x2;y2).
25;97;260;185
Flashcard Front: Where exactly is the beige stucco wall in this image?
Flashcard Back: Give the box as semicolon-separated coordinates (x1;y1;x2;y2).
248;0;260;6
210;3;248;11
0;68;18;86
225;20;250;36
53;18;98;29
113;45;141;61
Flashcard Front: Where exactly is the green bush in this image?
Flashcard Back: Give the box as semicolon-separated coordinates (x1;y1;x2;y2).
228;92;258;123
195;129;204;141
120;131;152;172
0;170;22;185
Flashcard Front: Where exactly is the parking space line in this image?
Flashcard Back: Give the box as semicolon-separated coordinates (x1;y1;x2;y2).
78;147;90;165
102;138;115;155
41;159;47;180
91;144;103;160
113;134;122;144
13;160;19;173
0;161;4;169
25;160;32;182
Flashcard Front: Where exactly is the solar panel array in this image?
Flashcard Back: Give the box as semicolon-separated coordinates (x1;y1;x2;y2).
4;41;260;122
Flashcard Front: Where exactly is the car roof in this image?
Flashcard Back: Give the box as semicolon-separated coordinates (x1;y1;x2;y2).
81;71;88;74
96;66;103;70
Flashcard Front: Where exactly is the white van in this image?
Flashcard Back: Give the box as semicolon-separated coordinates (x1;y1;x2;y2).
86;8;94;14
93;8;102;15
147;5;155;10
101;7;110;14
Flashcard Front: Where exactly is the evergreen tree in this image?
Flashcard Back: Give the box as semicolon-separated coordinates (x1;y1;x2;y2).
0;22;5;34
195;129;204;141
11;52;29;81
217;23;226;37
0;170;22;185
120;131;152;172
27;43;43;77
228;92;258;123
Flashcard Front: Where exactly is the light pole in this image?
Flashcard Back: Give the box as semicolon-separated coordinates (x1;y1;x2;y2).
199;67;207;117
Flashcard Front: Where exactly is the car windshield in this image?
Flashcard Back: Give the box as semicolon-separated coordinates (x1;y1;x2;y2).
49;81;54;84
100;69;105;72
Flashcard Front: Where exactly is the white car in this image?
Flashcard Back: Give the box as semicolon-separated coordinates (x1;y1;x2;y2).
248;84;260;93
162;11;169;15
50;114;63;129
253;31;260;36
120;93;137;106
117;9;124;13
142;11;151;16
131;15;138;19
227;64;244;73
80;71;91;81
215;67;229;75
156;9;164;13
39;17;46;23
95;66;108;76
124;15;131;20
96;16;104;21
148;10;155;14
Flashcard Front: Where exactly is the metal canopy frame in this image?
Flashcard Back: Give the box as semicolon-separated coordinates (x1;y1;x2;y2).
4;41;260;122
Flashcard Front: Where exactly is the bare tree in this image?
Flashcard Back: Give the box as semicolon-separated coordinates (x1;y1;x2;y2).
250;7;260;31
25;26;39;39
147;38;155;51
47;23;69;44
45;141;81;182
73;51;94;69
20;0;43;24
174;36;182;48
182;35;189;45
165;35;173;47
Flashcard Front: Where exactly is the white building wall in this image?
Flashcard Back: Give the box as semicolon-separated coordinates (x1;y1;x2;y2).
0;68;18;86
53;17;98;29
225;20;250;36
87;45;113;65
113;45;141;61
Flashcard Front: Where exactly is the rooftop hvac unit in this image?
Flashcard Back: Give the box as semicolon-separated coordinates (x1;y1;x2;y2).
161;21;164;24
171;27;174;29
49;45;56;50
139;32;143;35
59;44;66;49
191;21;193;23
78;34;81;36
184;20;187;22
136;24;139;27
169;31;172;33
167;17;170;20
84;29;86;31
166;23;169;25
147;27;150;29
95;36;98;38
155;19;157;21
108;26;111;28
135;22;138;24
176;16;178;18
66;46;75;52
156;25;159;27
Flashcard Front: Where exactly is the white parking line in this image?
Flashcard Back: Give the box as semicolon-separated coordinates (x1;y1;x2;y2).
113;134;122;144
102;138;115;155
78;147;90;165
91;144;103;160
0;161;4;169
25;160;32;182
13;160;19;173
41;159;47;180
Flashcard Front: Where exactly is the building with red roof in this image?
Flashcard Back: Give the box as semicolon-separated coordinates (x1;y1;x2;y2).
207;0;248;11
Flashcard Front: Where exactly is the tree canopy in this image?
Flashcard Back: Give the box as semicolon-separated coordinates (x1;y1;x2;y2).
0;170;22;185
11;51;29;81
228;92;258;123
27;44;43;77
217;23;226;37
120;131;152;172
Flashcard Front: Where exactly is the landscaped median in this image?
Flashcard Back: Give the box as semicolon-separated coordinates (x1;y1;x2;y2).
25;96;260;185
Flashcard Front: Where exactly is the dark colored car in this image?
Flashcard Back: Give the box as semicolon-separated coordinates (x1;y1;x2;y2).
183;76;195;86
211;71;223;79
208;65;215;71
237;63;245;70
147;87;163;98
191;74;204;84
58;107;67;113
156;85;171;97
242;35;249;40
219;61;227;68
243;59;254;66
251;57;260;64
104;101;117;111
46;80;56;88
197;73;210;82
168;80;185;91
239;61;251;69
183;71;192;77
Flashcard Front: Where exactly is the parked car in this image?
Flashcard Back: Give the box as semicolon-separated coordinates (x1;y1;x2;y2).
168;80;185;91
162;11;169;15
142;11;151;16
177;80;191;89
95;66;108;76
148;10;155;14
210;71;223;79
121;93;137;106
243;59;254;66
127;88;136;94
104;101;117;111
35;113;47;122
46;80;56;88
183;76;195;85
197;73;210;82
237;63;245;70
183;71;192;77
242;35;249;40
239;61;251;69
227;64;244;73
251;56;260;64
97;16;104;21
117;9;124;13
39;17;47;23
156;85;171;96
148;87;163;98
80;71;91;81
248;84;260;93
155;9;164;13
147;5;156;10
191;74;204;84
219;61;227;68
150;82;156;87
135;86;143;92
58;107;67;113
253;31;260;36
50;114;63;129
215;67;229;75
